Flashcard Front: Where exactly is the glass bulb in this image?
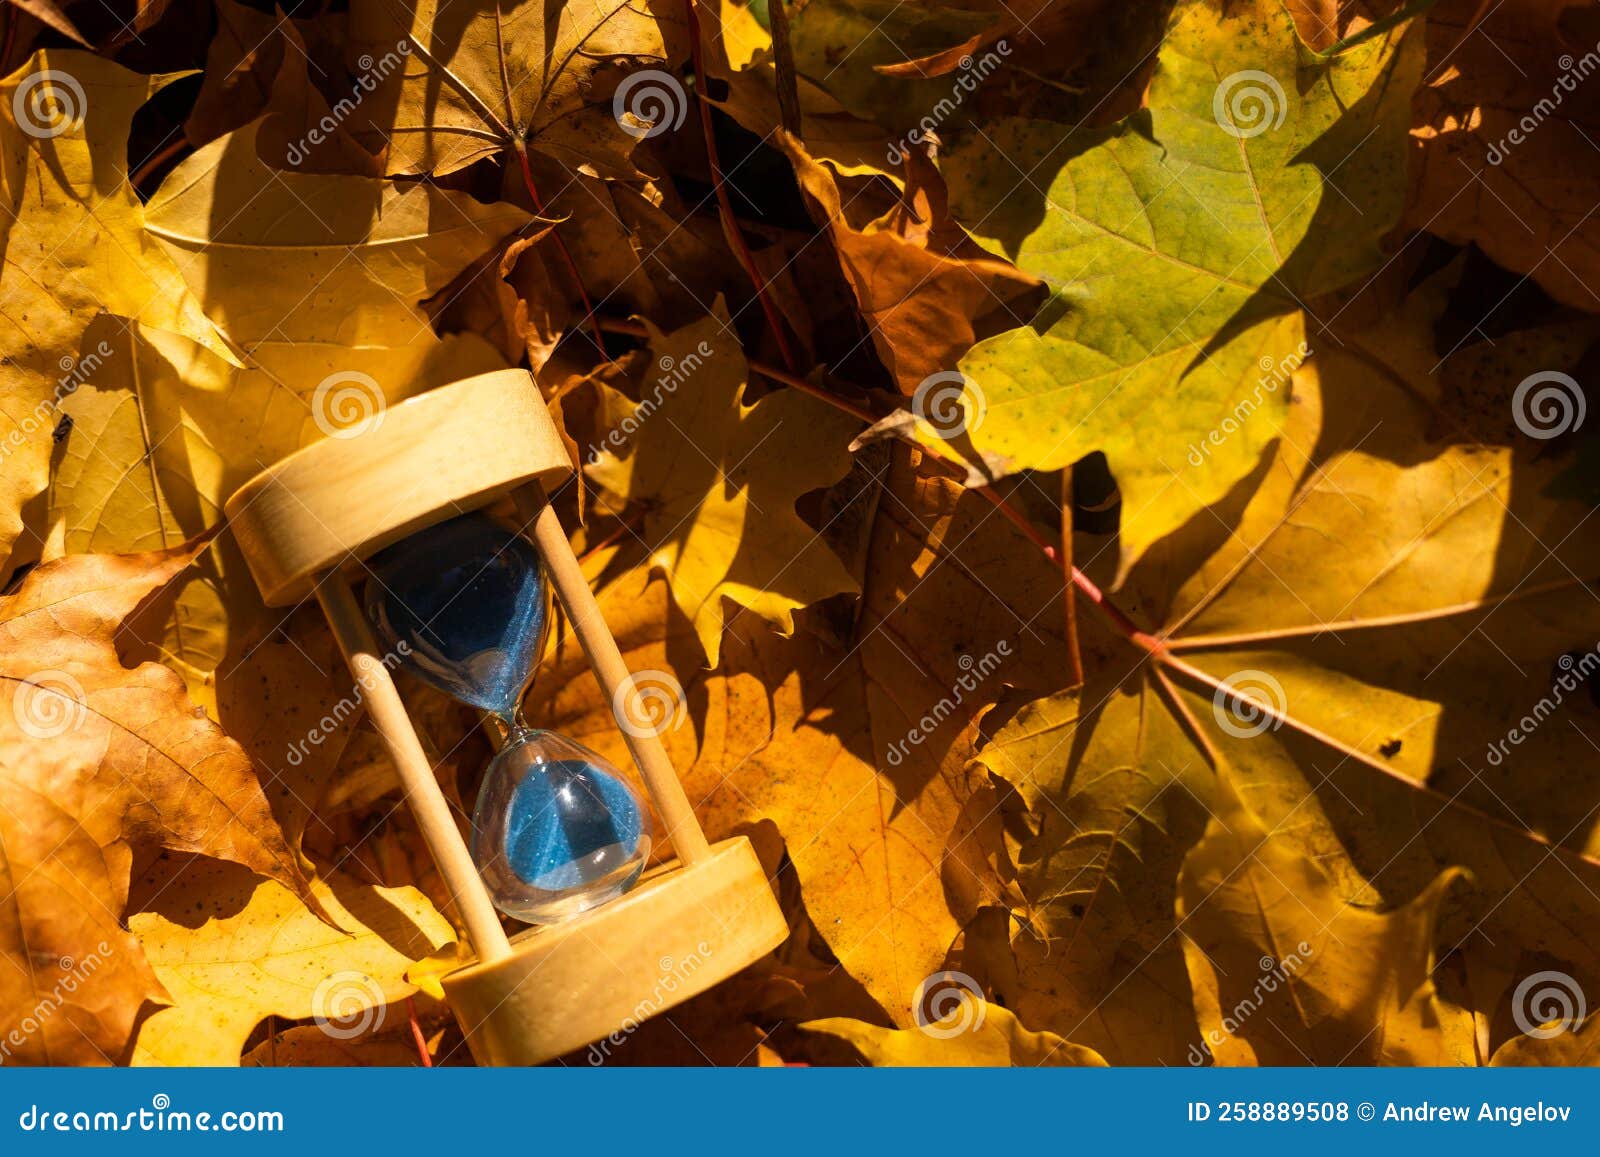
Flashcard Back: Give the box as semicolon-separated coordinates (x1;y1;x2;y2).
471;728;652;923
362;511;550;722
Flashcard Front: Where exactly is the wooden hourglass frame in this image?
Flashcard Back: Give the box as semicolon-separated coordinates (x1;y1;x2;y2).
223;368;788;1065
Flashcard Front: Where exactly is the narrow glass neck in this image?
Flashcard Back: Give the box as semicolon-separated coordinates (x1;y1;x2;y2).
483;715;540;748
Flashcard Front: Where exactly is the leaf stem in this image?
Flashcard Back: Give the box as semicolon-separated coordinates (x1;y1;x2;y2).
406;997;433;1067
1060;468;1083;686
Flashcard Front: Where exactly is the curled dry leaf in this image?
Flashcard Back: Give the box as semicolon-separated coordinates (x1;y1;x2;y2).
779;133;1041;396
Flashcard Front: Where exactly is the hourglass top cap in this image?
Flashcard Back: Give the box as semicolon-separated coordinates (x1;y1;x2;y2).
223;369;571;607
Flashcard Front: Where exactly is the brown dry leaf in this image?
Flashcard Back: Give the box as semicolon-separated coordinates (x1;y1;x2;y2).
345;0;687;180
779;133;1041;396
1491;1016;1600;1065
130;857;454;1066
8;0;91;45
1177;771;1476;1065
1408;0;1600;310
243;1024;428;1066
701;0;896;177
804;1000;1107;1065
0;545;308;1064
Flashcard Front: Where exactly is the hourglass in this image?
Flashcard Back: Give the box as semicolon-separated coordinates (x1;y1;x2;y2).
224;369;787;1065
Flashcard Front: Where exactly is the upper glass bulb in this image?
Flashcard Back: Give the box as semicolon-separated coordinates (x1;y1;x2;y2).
471;728;652;923
363;510;550;722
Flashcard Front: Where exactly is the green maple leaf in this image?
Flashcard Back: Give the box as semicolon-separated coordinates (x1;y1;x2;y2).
945;0;1424;579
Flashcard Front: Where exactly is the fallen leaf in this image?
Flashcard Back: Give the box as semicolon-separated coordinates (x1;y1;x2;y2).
143;122;538;348
1408;0;1600;311
345;0;686;180
779;133;1041;396
1177;770;1475;1065
971;262;1600;1062
0;51;235;569
804;1000;1108;1065
129;856;454;1066
0;545;308;1063
945;0;1424;579
585;305;860;666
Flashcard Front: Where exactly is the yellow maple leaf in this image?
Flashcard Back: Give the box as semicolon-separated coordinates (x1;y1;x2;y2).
585;304;860;666
130;857;454;1066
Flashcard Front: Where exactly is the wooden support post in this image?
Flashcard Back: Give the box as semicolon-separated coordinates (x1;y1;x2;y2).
316;574;513;964
513;484;713;866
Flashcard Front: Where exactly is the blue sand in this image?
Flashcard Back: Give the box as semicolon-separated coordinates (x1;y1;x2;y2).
363;512;547;719
504;759;645;890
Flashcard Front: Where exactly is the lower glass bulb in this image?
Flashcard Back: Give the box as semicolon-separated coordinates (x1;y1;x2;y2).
471;728;652;923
